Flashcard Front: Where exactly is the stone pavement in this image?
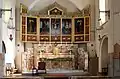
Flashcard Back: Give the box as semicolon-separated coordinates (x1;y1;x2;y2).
0;73;120;79
0;74;115;79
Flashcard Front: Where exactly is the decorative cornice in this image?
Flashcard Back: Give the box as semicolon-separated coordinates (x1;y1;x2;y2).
82;4;91;16
20;3;28;14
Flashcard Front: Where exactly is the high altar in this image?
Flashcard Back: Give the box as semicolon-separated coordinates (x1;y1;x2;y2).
20;2;90;72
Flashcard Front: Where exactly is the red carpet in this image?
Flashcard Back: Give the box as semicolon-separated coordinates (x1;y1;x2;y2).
47;73;65;76
44;77;69;79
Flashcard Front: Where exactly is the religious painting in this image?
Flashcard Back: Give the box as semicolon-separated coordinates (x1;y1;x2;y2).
27;17;37;34
51;18;61;35
49;7;63;15
74;18;84;34
40;18;50;35
62;19;72;35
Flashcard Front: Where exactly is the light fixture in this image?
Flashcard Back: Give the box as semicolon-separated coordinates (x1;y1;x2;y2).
96;27;102;41
7;17;14;29
113;11;120;15
98;35;102;41
0;8;15;41
9;34;13;41
0;8;12;18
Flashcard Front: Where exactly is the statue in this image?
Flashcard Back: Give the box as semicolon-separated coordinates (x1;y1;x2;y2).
53;44;60;56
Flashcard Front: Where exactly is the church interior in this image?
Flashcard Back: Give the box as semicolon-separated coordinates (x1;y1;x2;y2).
0;0;120;78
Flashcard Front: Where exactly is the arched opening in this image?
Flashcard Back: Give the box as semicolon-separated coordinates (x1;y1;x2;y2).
2;41;6;54
100;36;108;75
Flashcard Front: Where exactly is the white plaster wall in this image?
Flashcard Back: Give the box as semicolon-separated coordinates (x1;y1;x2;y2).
89;0;95;42
15;0;25;72
95;0;114;73
2;0;16;67
96;0;120;73
0;0;3;77
111;0;120;76
86;0;96;58
15;42;24;72
95;0;113;56
112;0;120;44
95;0;106;72
0;0;3;53
95;0;100;57
69;0;90;10
94;0;120;75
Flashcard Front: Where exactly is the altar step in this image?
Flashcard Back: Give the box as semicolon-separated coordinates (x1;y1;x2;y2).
22;70;90;76
3;75;114;79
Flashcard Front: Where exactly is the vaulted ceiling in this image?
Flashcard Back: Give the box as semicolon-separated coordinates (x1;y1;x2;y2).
28;0;79;12
16;0;91;11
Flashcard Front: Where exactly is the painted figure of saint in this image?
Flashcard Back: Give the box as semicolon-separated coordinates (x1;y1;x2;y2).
27;17;37;34
40;19;50;35
62;19;72;35
51;19;61;35
75;18;84;34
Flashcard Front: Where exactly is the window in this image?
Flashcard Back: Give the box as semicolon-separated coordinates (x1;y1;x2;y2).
99;0;109;25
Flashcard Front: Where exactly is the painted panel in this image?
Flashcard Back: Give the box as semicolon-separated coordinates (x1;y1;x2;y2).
62;19;72;35
27;17;37;34
51;18;61;35
40;18;50;35
74;18;84;34
40;36;49;41
27;35;37;41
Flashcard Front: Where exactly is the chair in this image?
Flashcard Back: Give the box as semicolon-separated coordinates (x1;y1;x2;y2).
38;62;46;74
